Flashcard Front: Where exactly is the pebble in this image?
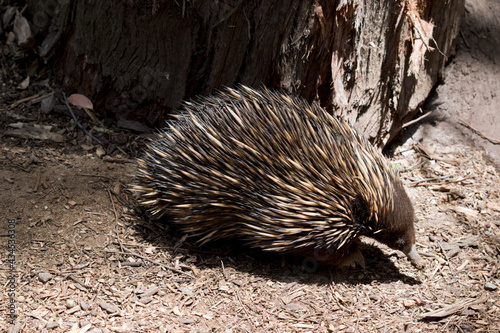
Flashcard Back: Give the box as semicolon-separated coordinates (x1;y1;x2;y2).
38;272;53;283
403;299;417;308
484;282;497;291
41;95;56;114
66;299;76;308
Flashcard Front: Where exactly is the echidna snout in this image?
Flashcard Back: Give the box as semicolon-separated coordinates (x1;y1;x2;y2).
370;179;424;269
131;85;424;269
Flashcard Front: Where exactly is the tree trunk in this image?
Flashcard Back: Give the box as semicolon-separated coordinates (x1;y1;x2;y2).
26;0;465;146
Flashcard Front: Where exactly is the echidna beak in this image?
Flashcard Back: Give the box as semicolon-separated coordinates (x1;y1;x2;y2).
405;244;425;269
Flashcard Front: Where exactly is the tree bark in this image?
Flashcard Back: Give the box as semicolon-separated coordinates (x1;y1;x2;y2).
26;0;465;146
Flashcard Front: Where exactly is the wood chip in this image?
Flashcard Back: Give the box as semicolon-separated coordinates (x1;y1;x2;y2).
486;201;500;212
139;286;159;297
450;206;478;217
99;301;119;314
421;297;487;319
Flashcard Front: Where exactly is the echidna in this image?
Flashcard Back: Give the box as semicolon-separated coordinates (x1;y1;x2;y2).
131;85;424;269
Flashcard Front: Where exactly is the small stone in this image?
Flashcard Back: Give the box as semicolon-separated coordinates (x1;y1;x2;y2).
484;282;497;291
66;299;76;308
13;12;34;48
39;272;53;283
40;95;56;114
403;299;416;308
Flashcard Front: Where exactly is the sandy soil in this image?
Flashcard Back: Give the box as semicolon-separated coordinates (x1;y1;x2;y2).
1;0;499;332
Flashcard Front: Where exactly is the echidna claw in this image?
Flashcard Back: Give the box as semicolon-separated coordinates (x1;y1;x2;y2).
406;244;425;269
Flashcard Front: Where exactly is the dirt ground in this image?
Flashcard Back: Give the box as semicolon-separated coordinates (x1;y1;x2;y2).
1;0;499;332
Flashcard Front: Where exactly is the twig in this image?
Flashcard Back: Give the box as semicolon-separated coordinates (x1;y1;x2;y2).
103;249;194;279
108;189;119;226
76;173;113;180
11;93;40;108
409;175;453;185
29;91;56;104
459;119;500;144
26;312;48;323
421;296;487;319
330;285;351;313
436;241;450;268
412;176;473;187
34;169;42;192
460;30;469;48
3;154;30;172
62;92;103;145
65;274;92;289
385;110;432;147
402;109;432;128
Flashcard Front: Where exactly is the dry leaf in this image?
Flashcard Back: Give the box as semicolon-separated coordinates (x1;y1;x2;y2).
18;76;30;90
67;93;94;110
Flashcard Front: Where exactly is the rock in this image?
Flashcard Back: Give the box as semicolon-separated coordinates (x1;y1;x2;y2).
13;12;35;48
38;272;53;283
484;282;497;291
41;95;56;114
403;299;417;308
66;299;76;308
